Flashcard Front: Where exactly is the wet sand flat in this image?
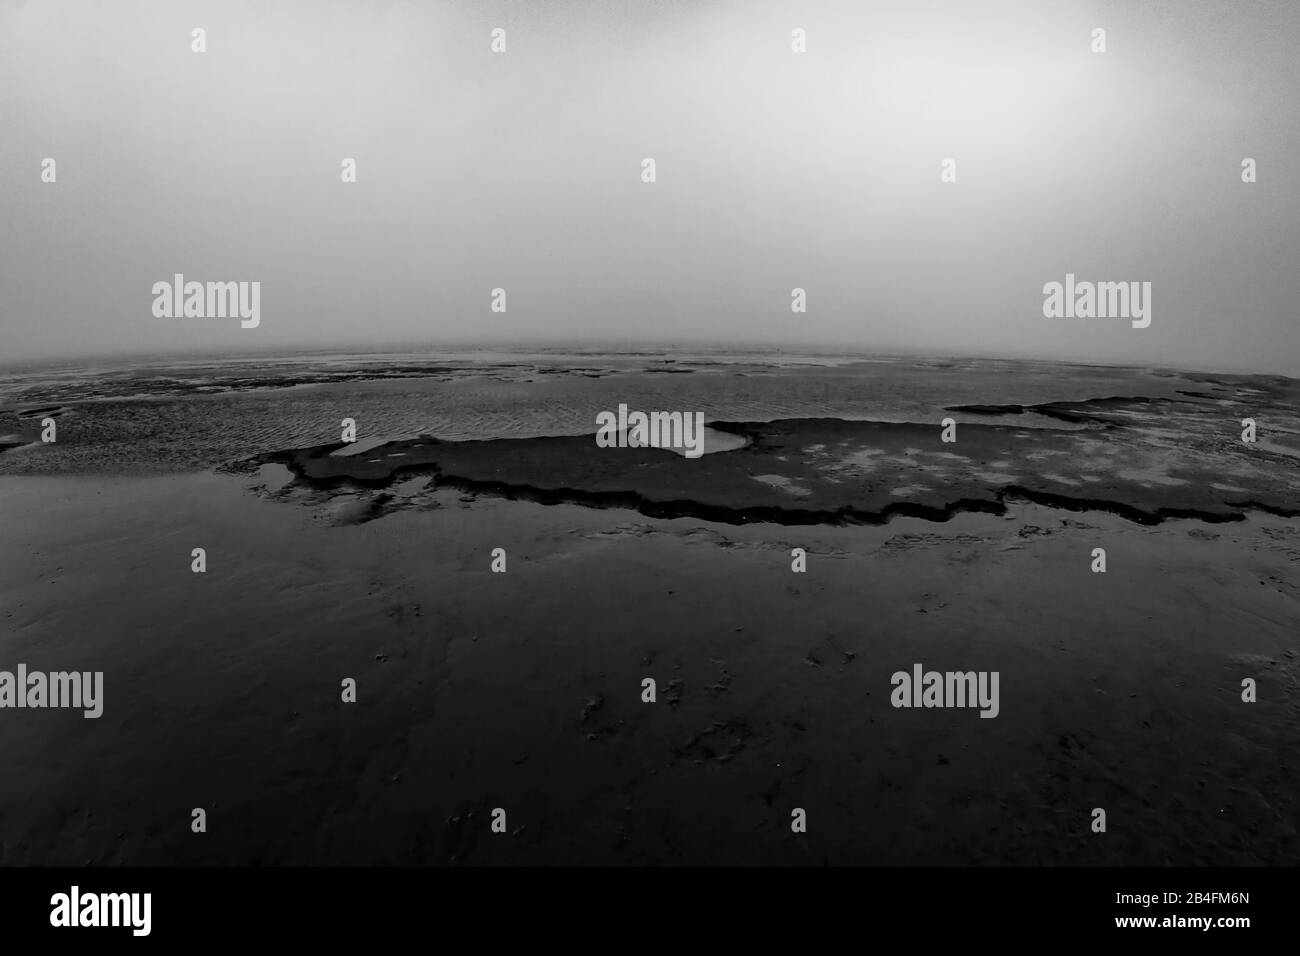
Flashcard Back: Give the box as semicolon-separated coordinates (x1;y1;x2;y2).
1;471;1296;865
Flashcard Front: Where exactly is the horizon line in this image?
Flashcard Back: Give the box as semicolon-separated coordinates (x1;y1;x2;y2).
0;341;1295;384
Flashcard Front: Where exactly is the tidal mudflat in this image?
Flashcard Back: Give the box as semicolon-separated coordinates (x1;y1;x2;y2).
1;353;1296;864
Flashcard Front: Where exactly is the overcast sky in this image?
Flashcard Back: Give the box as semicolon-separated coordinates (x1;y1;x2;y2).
2;0;1297;374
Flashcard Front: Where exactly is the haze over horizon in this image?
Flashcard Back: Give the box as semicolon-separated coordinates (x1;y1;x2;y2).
3;0;1297;374
4;338;1297;384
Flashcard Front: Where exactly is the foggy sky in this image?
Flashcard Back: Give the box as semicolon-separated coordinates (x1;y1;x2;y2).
2;0;1297;374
